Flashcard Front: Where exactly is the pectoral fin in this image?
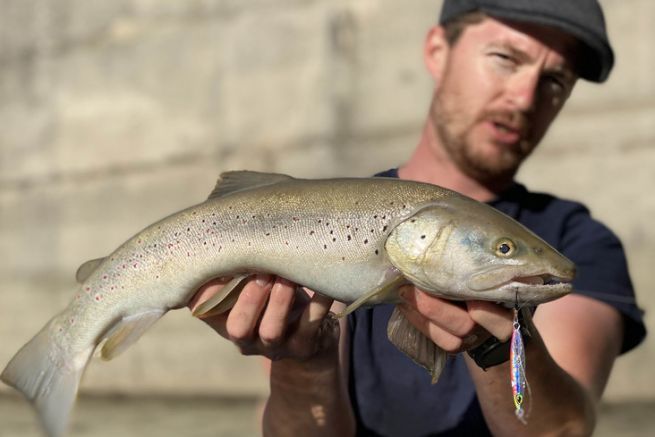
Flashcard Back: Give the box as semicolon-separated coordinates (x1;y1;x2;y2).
191;274;251;318
336;274;407;319
100;309;165;360
387;306;447;383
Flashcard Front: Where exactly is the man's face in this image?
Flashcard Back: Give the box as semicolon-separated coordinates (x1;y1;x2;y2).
431;17;578;184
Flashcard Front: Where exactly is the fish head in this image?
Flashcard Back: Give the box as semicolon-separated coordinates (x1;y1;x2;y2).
385;198;575;306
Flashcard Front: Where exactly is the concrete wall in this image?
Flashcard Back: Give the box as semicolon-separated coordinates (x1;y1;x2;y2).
0;0;652;400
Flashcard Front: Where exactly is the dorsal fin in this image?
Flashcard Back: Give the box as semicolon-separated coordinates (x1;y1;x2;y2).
208;171;294;200
75;257;106;283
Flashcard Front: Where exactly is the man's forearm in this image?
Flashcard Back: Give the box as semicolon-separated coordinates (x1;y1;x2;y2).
263;357;355;437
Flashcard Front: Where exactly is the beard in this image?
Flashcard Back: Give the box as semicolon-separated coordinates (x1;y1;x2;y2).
432;91;534;187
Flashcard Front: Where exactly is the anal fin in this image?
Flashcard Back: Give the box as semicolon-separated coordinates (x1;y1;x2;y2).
387;306;447;383
191;274;251;318
75;257;106;283
100;310;165;360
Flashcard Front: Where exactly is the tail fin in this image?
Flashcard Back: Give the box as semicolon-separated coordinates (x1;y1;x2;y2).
1;321;93;437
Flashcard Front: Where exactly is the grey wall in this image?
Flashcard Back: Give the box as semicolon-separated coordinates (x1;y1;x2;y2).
1;0;652;400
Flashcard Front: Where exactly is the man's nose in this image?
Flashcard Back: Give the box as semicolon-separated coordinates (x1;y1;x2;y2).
504;70;540;112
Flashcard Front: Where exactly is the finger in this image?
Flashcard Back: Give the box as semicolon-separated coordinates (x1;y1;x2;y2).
466;300;513;342
398;303;465;353
401;287;476;337
258;278;297;346
225;275;274;344
297;291;334;335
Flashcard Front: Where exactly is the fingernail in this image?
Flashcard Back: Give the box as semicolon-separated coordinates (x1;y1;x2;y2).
255;274;272;287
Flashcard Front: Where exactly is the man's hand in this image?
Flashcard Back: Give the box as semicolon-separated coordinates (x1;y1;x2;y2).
398;286;514;353
188;275;340;363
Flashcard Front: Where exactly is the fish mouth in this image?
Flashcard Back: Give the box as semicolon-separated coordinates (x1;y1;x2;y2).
467;267;574;304
496;273;573;302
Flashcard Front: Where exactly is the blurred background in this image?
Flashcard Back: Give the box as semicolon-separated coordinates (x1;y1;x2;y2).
0;0;652;435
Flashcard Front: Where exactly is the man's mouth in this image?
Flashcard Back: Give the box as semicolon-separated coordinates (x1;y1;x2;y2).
489;121;522;144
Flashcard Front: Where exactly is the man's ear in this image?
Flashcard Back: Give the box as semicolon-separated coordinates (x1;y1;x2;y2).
424;26;449;82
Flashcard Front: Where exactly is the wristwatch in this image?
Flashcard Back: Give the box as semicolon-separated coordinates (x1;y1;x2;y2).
466;307;532;370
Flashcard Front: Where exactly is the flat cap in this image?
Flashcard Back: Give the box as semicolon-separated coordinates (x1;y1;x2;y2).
439;0;614;82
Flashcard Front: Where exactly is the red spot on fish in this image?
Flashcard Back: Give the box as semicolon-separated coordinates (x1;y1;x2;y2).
103;275;108;280
133;263;138;268
95;295;102;301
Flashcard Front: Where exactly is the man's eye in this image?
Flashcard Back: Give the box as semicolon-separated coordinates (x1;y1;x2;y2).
493;52;515;64
542;76;566;94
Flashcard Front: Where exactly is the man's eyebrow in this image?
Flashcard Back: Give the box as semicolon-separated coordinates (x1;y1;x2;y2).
488;41;576;79
487;41;531;62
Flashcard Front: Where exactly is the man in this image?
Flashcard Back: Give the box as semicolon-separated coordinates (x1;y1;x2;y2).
190;0;646;435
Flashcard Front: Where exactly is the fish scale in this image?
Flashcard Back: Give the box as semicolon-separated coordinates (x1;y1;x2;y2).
1;171;575;437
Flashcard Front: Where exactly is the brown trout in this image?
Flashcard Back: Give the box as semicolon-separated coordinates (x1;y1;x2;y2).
1;171;575;436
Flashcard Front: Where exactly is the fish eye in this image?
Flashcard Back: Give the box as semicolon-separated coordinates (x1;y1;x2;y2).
495;239;516;257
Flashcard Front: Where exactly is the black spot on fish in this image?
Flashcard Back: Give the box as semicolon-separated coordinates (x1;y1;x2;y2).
310;230;315;235
347;235;352;241
332;238;336;242
364;239;369;244
382;225;388;232
323;244;328;249
421;235;426;239
375;249;379;255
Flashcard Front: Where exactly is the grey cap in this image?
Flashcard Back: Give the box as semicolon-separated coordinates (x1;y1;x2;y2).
439;0;614;82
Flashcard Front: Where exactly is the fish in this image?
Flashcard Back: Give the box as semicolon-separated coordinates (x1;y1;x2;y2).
1;171;575;437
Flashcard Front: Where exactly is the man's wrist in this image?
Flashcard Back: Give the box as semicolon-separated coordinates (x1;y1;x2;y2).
467;307;533;370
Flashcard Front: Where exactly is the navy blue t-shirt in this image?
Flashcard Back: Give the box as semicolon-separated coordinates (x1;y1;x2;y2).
348;169;646;436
